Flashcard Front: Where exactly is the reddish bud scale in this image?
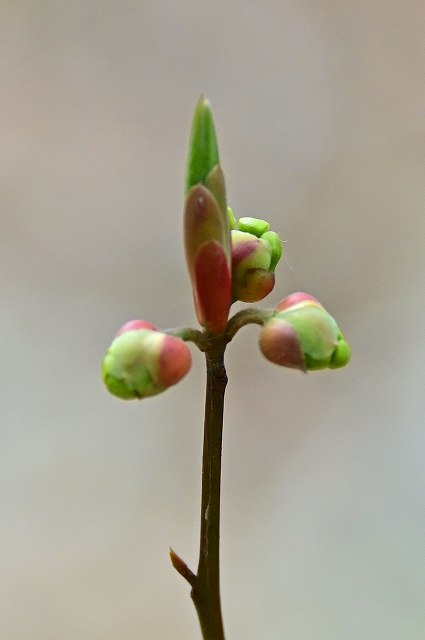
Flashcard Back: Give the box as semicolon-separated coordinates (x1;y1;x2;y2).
259;318;306;370
184;185;229;269
184;183;231;335
157;335;192;387
193;240;231;334
231;238;259;264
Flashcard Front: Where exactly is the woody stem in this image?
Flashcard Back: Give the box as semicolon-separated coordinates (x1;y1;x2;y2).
190;346;227;639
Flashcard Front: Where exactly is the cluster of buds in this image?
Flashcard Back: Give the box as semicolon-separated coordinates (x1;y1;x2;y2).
259;293;351;371
101;96;350;401
102;321;191;400
184;96;283;332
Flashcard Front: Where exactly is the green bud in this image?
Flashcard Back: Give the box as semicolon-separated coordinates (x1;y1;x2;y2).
186;95;219;193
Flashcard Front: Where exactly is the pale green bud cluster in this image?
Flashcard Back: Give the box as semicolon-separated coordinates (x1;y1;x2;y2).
229;209;283;303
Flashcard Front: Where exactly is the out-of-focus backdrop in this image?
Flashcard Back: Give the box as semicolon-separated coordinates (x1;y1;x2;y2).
1;2;424;639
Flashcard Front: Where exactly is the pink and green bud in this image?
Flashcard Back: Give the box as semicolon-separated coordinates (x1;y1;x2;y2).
102;326;192;400
231;215;283;303
259;292;351;371
184;97;232;334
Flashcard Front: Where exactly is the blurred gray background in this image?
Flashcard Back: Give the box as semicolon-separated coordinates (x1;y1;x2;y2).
1;2;424;639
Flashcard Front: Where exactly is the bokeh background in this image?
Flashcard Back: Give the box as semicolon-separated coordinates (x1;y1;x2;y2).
1;2;424;639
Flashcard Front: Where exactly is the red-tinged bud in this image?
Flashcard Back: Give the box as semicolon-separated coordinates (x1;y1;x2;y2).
184;185;230;273
259;293;351;371
230;219;282;302
184;142;231;333
102;329;192;400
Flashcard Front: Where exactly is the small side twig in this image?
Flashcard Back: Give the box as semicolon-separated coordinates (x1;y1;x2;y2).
225;307;272;341
169;548;197;588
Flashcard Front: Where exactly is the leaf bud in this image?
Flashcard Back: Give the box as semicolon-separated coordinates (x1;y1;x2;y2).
184;97;232;334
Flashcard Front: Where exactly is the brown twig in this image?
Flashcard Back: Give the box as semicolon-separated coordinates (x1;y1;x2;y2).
171;341;227;640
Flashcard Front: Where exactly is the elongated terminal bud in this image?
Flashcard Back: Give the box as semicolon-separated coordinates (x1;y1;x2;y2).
184;97;231;334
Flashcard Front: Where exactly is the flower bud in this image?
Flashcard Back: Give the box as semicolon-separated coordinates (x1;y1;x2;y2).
259;293;351;371
231;216;282;303
102;327;192;400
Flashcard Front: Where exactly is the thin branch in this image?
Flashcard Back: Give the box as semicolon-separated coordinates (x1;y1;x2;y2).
191;347;227;640
225;307;273;341
170;342;227;640
165;326;210;351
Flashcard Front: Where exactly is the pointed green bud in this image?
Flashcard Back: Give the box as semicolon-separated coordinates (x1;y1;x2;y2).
102;325;192;400
259;293;351;371
186;95;219;193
